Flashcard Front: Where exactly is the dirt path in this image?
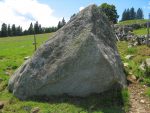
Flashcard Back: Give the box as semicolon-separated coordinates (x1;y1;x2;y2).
128;83;150;113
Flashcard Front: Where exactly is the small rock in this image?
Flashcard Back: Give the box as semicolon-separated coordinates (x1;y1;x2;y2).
24;56;30;60
145;58;150;67
5;72;9;75
129;72;133;75
140;91;143;94
5;71;10;76
0;102;4;109
139;62;145;71
125;55;134;60
131;75;136;81
140;99;145;104
133;41;138;46
124;63;129;67
140;58;150;71
31;107;40;113
127;76;136;84
128;45;132;48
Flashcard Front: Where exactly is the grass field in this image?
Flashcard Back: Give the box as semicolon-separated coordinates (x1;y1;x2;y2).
0;34;129;113
117;19;150;26
133;28;147;35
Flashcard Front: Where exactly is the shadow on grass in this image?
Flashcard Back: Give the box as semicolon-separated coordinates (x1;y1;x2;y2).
28;86;127;113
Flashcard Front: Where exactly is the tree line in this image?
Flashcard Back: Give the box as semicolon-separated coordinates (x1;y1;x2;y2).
99;3;145;23
121;8;144;21
0;18;66;38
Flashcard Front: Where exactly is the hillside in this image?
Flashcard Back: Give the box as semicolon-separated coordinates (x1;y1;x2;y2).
133;28;147;35
116;19;150;112
117;41;150;113
117;19;149;36
117;19;150;26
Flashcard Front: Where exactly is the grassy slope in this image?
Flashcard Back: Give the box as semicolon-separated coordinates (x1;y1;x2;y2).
133;28;147;35
117;19;149;26
118;19;150;98
117;19;149;36
0;34;129;113
118;41;150;101
117;41;150;84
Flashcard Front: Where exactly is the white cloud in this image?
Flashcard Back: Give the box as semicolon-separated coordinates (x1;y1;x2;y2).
79;7;84;11
0;0;61;30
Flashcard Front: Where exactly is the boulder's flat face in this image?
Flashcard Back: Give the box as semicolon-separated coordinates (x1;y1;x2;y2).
8;5;126;100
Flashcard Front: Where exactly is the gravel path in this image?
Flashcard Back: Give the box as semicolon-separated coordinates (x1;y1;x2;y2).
128;83;150;113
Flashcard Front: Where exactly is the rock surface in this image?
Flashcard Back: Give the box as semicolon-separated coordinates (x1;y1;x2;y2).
24;56;30;60
31;107;40;113
125;55;134;60
139;58;150;71
146;58;150;67
124;63;129;67
8;5;126;100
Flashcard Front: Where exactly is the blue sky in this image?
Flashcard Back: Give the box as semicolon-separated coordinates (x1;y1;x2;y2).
0;0;150;29
39;0;150;20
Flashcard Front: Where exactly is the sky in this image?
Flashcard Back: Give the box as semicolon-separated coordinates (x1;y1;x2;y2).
0;0;150;30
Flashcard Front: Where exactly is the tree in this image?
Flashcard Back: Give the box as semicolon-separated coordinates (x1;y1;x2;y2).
70;13;76;20
121;7;144;21
129;7;136;20
126;8;130;20
1;23;8;37
34;21;39;34
62;17;66;26
38;24;43;34
16;26;22;36
99;3;119;24
23;30;29;35
57;18;66;30
57;21;62;29
121;9;127;21
121;8;131;21
7;24;12;36
136;8;144;19
43;27;57;33
28;23;34;35
12;24;16;36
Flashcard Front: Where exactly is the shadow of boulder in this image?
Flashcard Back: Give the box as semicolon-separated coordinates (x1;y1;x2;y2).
27;85;126;113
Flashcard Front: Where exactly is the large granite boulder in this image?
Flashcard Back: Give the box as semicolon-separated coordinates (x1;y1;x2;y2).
8;5;126;100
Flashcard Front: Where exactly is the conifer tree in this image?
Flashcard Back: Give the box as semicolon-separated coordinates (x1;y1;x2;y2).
12;24;16;36
121;9;127;21
7;24;12;36
28;23;34;35
1;23;8;37
136;8;144;19
34;21;39;34
129;7;136;20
